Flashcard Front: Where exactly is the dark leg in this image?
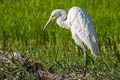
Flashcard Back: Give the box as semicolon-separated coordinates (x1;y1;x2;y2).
83;48;87;76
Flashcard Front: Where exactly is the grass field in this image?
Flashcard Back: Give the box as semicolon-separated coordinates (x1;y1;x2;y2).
0;0;120;79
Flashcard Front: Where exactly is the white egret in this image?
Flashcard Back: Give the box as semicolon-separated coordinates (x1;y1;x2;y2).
44;6;99;76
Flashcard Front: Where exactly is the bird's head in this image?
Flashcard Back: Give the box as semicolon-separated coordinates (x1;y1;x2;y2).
44;9;65;29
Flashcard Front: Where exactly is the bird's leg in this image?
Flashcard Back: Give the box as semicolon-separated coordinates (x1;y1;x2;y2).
83;48;87;76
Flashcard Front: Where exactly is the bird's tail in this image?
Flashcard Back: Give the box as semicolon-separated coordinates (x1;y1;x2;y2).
90;43;99;57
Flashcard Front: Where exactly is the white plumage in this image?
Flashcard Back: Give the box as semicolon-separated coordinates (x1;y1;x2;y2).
44;6;99;56
68;7;99;56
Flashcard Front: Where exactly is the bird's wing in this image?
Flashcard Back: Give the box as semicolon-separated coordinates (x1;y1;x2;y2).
68;7;99;56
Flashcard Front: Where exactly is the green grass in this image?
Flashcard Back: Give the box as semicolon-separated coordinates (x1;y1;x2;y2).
0;0;120;79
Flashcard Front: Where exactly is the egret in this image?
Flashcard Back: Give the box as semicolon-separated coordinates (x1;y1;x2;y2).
44;6;99;76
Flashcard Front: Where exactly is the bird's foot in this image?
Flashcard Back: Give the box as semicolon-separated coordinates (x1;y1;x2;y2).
75;70;90;79
75;69;84;74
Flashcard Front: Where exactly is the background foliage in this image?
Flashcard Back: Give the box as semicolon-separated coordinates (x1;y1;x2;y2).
0;0;120;79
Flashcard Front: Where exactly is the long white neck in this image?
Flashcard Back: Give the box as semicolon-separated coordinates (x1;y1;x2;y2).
56;12;70;30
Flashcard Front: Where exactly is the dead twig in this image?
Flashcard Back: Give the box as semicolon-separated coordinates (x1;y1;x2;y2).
0;56;16;68
0;50;92;80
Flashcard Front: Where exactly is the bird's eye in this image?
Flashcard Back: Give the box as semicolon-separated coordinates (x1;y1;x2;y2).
51;16;54;18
